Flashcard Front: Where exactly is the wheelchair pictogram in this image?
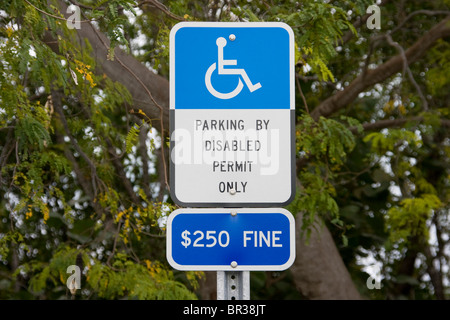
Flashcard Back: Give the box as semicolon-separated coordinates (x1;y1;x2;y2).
205;36;262;100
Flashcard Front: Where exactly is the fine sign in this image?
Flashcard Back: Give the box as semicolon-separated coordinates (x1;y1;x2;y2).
169;22;296;207
166;208;296;271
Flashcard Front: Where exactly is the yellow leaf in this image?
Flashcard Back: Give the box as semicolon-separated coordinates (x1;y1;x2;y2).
6;27;14;38
115;210;125;223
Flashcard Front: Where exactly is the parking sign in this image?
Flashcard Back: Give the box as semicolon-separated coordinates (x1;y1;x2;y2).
166;208;296;271
170;22;295;207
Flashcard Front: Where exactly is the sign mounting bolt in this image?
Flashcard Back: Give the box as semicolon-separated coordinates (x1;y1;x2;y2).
229;34;236;41
231;261;238;268
231;210;237;216
229;188;236;195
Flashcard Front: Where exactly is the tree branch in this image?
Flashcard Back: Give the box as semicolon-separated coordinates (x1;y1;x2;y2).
55;131;104;216
385;34;428;111
44;1;170;134
311;15;450;121
390;10;450;35
104;137;140;204
0;128;16;186
138;0;185;21
350;117;450;133
138;124;153;201
52;90;101;198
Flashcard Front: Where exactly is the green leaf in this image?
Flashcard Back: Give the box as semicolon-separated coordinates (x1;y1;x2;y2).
126;123;141;153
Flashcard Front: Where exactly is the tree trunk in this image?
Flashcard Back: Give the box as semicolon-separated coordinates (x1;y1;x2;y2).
291;212;362;299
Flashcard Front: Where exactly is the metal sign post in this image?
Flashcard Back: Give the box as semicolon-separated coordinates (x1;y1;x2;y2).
217;271;250;300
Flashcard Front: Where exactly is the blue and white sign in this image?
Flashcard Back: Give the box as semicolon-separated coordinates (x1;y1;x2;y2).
166;208;296;271
169;22;295;207
171;23;293;109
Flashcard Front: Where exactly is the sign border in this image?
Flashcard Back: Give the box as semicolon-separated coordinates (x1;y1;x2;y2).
166;208;296;271
169;22;296;207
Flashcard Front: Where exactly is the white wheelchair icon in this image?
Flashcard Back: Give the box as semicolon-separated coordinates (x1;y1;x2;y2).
205;36;262;99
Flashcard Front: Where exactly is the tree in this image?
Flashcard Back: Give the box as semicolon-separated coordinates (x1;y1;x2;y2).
0;0;449;300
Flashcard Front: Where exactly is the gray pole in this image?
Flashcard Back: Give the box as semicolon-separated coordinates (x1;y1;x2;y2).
217;271;250;300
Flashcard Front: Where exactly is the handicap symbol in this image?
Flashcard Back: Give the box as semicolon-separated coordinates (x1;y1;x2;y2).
205;36;262;100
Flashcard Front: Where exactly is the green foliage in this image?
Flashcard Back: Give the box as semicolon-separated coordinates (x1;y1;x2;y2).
227;0;359;82
279;2;356;81
296;169;339;233
21;245;197;299
0;0;192;300
89;0;138;59
153;25;171;74
15;115;51;155
0;231;25;260
386;194;442;244
363;129;421;155
294;114;359;242
362;127;444;246
126;122;142;153
297;114;357;165
425;40;450;97
87;253;197;300
25;246;81;294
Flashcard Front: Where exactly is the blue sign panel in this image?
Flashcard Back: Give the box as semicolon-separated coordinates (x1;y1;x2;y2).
170;22;294;109
166;208;295;271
